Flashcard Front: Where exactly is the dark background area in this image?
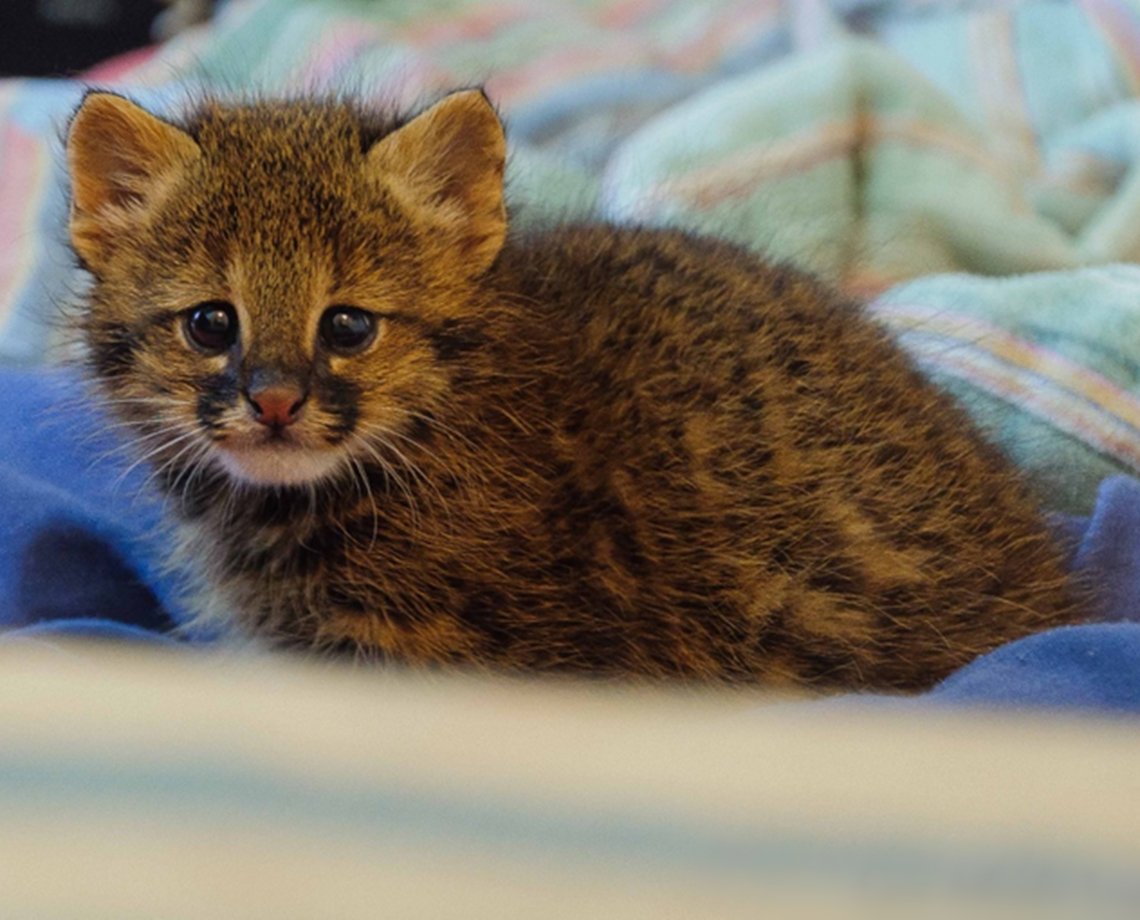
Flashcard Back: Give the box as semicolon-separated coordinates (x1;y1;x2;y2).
0;0;172;77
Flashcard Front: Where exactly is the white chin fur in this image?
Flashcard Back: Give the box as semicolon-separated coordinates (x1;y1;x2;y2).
215;444;343;487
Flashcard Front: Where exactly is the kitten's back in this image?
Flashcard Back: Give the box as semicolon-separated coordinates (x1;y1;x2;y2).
471;224;1078;686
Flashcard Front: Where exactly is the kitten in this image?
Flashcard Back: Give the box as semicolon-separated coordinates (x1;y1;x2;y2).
65;88;1079;689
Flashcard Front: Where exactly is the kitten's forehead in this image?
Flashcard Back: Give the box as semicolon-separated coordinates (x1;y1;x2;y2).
170;102;415;294
187;100;404;181
190;104;363;204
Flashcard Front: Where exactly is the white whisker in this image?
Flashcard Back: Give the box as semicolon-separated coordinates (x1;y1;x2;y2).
113;425;206;488
347;454;381;550
351;435;423;533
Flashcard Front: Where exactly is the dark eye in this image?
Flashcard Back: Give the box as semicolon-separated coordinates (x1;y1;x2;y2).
320;306;377;354
184;301;238;353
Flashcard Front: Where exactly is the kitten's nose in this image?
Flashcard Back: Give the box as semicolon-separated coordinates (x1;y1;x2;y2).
247;385;306;428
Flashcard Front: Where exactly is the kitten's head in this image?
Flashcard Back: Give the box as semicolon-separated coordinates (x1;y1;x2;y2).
66;90;506;488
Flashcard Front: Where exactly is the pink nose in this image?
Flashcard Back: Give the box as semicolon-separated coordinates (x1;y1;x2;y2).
248;386;305;427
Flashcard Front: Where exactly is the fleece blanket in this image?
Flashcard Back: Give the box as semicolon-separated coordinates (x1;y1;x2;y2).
1;0;1140;711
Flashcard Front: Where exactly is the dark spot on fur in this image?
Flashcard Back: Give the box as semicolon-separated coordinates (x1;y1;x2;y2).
746;445;773;467
563;407;588;436
786;358;811;377
873;443;909;466
196;373;239;429
407;412;435;444
327;582;370;614
457;589;514;654
806;558;865;597
770;338;798;369
430;319;485;361
793;645;862;685
90;322;139;379
246;486;313;528
319;375;361;439
770;539;797;570
599;499;649;577
548;554;589;582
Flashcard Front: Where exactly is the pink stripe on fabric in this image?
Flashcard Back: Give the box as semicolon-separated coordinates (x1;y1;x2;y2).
968;9;1039;169
1079;0;1140;93
0;123;48;325
631;115;1012;216
488;43;651;106
598;0;671;30
874;304;1140;433
402;2;533;47
296;18;390;86
658;2;780;73
900;330;1140;471
83;46;162;82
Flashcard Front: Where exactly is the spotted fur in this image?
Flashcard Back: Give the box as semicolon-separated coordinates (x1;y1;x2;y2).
67;90;1081;689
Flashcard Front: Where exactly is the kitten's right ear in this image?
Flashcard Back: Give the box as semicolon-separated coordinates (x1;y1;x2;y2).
66;92;200;271
368;90;506;278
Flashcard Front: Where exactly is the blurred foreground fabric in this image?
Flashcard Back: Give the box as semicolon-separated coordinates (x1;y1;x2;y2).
0;643;1136;918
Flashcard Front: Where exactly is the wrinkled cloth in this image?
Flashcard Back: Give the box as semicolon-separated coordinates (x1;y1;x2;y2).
6;1;1140;503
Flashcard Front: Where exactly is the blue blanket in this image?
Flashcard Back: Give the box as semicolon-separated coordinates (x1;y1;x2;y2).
3;369;1138;714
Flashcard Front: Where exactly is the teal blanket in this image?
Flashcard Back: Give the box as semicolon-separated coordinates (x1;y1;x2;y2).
5;0;1140;509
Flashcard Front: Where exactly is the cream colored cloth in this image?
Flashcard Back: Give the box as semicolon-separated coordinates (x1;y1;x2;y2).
0;642;1136;918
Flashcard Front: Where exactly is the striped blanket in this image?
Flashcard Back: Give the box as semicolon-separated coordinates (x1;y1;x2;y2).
5;0;1140;510
2;4;1140;913
0;642;1137;918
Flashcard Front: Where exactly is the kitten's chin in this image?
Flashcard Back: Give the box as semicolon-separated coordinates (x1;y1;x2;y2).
215;444;343;487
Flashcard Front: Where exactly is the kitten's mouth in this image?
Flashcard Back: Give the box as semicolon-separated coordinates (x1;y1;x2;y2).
214;435;342;486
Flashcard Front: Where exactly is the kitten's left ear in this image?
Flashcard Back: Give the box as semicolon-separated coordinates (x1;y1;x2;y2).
369;90;506;277
67;92;201;271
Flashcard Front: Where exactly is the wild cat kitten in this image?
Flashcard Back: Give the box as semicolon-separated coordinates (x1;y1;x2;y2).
66;88;1078;689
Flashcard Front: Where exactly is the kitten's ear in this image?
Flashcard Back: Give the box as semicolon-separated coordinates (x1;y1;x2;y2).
368;90;506;276
66;92;200;270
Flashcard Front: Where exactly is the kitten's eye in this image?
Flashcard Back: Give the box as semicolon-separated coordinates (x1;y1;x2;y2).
185;301;238;353
320;306;377;355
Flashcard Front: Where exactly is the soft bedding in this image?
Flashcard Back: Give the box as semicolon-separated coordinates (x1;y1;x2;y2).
2;2;1140;913
2;7;1140;679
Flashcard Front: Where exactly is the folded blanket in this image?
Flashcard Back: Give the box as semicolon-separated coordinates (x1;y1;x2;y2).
872;266;1140;513
5;0;1140;506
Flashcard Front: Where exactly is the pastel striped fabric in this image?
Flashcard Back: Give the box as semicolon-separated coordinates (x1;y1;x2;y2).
5;0;1140;507
874;264;1140;511
878;304;1140;471
0;643;1137;918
